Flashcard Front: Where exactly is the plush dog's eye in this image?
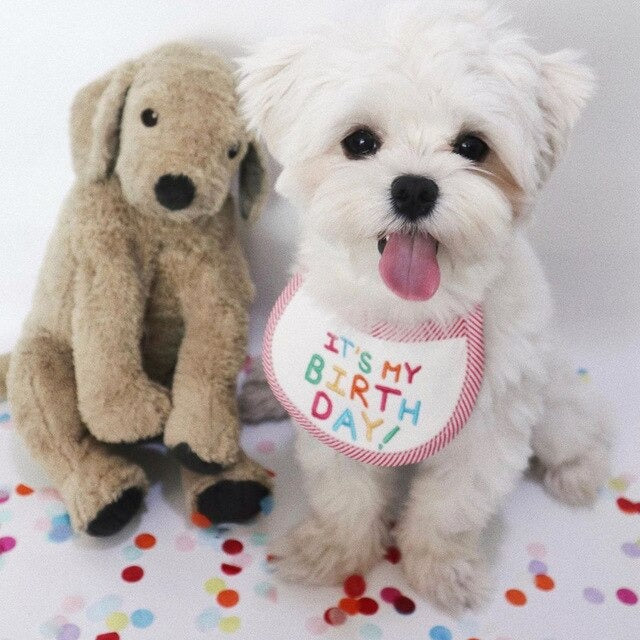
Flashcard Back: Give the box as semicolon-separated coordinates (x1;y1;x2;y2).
227;143;240;159
453;134;489;162
141;109;158;127
341;128;381;159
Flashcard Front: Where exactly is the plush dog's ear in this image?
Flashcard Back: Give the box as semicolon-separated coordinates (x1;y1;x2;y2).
238;140;268;222
538;50;594;180
236;37;311;162
70;62;137;181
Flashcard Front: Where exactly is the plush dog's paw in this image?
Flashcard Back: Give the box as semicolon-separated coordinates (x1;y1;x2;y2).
267;517;383;586
196;480;269;523
86;487;144;537
172;443;225;475
543;455;607;507
402;544;490;616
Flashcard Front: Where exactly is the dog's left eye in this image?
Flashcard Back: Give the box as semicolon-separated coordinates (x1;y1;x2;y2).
141;109;158;127
227;143;240;159
453;134;489;162
341;128;381;159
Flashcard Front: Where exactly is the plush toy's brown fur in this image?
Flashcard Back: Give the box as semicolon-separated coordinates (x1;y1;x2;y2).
2;43;272;536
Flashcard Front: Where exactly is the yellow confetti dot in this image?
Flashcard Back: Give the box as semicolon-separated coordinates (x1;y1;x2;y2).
106;611;129;631
609;477;629;492
219;616;241;633
204;577;226;595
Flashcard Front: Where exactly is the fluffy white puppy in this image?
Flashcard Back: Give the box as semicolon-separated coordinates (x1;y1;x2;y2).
238;1;611;613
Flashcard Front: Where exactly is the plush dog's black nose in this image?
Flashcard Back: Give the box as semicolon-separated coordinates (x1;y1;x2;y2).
154;174;196;210
390;174;439;221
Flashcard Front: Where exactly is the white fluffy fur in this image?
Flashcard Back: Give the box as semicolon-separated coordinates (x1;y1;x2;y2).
238;1;611;614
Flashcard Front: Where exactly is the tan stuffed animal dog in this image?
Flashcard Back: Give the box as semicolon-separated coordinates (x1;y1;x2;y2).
3;43;272;536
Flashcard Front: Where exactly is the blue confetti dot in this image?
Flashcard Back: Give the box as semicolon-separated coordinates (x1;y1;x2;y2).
196;607;221;631
86;594;122;621
251;532;268;546
429;626;452;640
122;544;144;562
0;413;10;423
360;622;383;639
131;608;154;628
48;523;73;543
259;495;274;515
51;513;71;527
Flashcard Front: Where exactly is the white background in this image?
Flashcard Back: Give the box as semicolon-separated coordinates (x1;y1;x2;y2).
0;0;638;420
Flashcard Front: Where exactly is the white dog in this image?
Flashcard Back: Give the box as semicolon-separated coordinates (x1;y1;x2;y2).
238;1;611;614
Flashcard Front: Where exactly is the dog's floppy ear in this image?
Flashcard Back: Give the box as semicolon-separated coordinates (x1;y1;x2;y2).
538;50;594;180
70;61;137;181
236;36;312;162
238;140;268;222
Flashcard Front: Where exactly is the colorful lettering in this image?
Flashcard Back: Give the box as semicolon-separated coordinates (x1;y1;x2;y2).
340;336;355;358
323;332;340;354
350;374;369;408
382;361;402;383
311;390;332;420
404;362;422;384
332;408;357;441
326;365;347;396
305;354;325;384
359;351;372;374
362;412;384;442
398;398;422;425
374;384;402;412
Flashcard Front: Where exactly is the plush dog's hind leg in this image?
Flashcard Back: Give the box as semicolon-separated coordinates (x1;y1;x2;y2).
8;333;148;535
181;450;272;524
531;348;612;506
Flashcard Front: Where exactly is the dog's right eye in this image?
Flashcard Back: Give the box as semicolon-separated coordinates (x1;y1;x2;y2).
341;128;381;159
141;109;158;127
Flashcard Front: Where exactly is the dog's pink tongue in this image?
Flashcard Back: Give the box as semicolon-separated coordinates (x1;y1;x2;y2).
378;232;440;301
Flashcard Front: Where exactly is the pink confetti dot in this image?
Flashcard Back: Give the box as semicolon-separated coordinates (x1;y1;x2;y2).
526;542;546;559
61;595;85;615
305;615;329;635
257;440;276;454
380;587;402;603
616;588;638;605
175;532;196;552
0;536;16;553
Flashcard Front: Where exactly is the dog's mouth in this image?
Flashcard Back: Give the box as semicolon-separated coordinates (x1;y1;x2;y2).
377;232;440;301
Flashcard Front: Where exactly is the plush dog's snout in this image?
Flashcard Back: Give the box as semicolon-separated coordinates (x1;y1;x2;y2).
390;174;439;221
154;174;196;210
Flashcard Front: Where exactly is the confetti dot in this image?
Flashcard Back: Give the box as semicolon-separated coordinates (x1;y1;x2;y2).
358;597;379;615
260;495;274;515
134;533;156;549
40;615;67;637
583;587;605;604
257;439;275;454
0;487;9;504
609;476;630;492
56;623;80;640
360;622;383;639
0;412;10;423
429;626;453;640
131;609;154;628
622;542;640;558
380;587;402;604
344;574;366;598
222;538;244;555
218;616;241;633
384;546;401;564
0;536;16;553
393;595;415;615
191;512;213;528
305;615;330;635
534;574;555;591
122;545;143;562
254;581;277;602
324;607;347;626
105;611;128;632
217;589;239;608
250;532;268;546
96;634;120;640
48;519;73;543
196;607;221;631
16;483;34;496
527;559;547;574
526;543;546;559
121;565;143;582
616;497;640;514
87;595;122;621
204;577;226;595
175;532;196;552
221;563;242;575
505;589;527;606
61;595;84;615
616;588;638;605
338;597;360;615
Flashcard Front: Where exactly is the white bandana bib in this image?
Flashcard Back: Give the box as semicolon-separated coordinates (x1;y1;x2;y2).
263;275;484;466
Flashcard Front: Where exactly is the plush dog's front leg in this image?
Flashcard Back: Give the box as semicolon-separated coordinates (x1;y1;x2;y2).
164;261;248;473
73;247;171;443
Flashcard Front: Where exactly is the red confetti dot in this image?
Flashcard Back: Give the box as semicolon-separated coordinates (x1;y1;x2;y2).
15;483;34;496
323;607;346;626
121;565;144;582
534;574;555;591
266;469;276;478
344;574;366;598
96;634;120;640
338;598;359;615
266;554;279;563
134;533;156;550
617;497;640;514
221;563;242;575
505;589;527;606
380;587;402;603
394;595;416;615
217;589;240;608
358;597;379;615
384;546;401;564
191;512;213;528
222;539;244;555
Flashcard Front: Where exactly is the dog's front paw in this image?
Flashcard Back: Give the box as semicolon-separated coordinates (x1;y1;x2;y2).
401;542;490;616
268;516;384;586
543;454;607;507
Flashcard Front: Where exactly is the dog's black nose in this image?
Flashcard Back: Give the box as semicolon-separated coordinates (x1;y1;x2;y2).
154;174;196;210
390;174;439;221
